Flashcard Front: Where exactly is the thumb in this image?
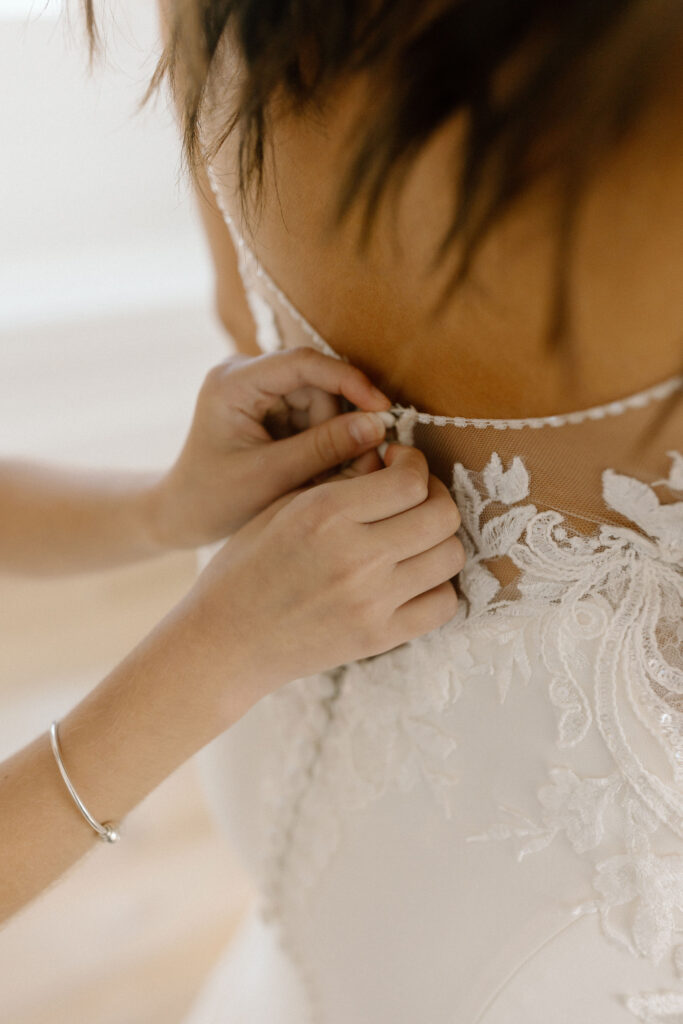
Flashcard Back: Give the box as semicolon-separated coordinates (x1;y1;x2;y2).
264;410;390;491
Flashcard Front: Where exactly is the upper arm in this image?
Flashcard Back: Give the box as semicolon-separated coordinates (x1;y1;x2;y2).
155;0;259;355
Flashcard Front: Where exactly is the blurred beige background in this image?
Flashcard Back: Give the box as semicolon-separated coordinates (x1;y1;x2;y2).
0;3;255;1020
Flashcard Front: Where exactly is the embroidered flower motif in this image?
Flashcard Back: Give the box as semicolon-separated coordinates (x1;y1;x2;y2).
467;768;622;857
467;771;683;967
452;453;537;614
594;848;683;963
454;450;683;982
261;613;477;918
538;768;622;854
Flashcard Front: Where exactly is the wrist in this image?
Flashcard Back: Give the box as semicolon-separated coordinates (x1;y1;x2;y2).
138;469;190;554
57;594;258;827
172;583;272;719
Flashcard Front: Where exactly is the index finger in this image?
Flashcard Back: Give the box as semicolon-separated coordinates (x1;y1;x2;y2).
231;346;392;414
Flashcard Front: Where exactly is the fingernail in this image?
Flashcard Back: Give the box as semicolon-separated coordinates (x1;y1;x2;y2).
349;412;386;444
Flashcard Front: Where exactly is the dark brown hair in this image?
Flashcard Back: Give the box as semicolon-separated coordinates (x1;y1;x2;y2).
83;0;682;438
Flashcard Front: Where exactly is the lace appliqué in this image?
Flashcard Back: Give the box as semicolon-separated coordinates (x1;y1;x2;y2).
258;624;478;1023
260;618;478;911
624;991;683;1023
257;447;682;1019
462;451;683;1002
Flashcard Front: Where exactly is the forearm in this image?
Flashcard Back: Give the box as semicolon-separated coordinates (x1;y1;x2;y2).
0;598;252;924
0;459;168;575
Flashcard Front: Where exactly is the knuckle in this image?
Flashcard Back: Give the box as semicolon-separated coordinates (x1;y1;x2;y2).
400;466;429;504
404;447;429;475
297;484;337;528
354;600;386;647
294;345;319;367
202;363;226;395
209;354;242;380
334;545;363;586
201;357;243;401
432;485;461;531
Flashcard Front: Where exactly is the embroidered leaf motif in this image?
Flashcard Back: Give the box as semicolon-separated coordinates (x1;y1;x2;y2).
482;452;530;504
459;562;500;614
603;467;683;558
653;450;683;491
667;450;683;490
480;505;537;559
452;461;486;544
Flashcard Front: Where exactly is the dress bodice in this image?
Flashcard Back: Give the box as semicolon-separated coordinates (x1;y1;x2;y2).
184;161;683;1024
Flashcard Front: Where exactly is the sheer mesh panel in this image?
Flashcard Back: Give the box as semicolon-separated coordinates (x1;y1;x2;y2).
206;160;683;793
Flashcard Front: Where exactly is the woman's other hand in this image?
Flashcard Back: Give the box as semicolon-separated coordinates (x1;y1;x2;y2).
149;347;393;549
178;443;465;722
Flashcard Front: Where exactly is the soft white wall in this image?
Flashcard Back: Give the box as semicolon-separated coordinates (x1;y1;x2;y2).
0;1;215;327
0;0;229;467
0;0;236;722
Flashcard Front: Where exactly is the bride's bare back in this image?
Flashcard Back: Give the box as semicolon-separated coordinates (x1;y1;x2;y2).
198;33;683;421
186;28;682;600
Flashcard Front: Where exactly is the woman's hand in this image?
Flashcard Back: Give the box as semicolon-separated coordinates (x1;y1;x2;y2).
0;348;392;576
149;347;394;549
0;443;464;923
178;443;465;721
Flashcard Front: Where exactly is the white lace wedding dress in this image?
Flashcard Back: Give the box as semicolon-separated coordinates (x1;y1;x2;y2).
182;167;683;1024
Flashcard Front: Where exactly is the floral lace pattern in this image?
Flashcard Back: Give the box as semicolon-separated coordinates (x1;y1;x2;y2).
257;448;682;1019
457;448;683;1012
203;159;683;1018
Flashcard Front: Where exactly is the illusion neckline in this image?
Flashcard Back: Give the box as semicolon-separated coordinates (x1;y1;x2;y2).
206;164;682;432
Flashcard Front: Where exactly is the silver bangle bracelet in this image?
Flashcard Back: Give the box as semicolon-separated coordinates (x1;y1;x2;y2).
49;720;120;844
